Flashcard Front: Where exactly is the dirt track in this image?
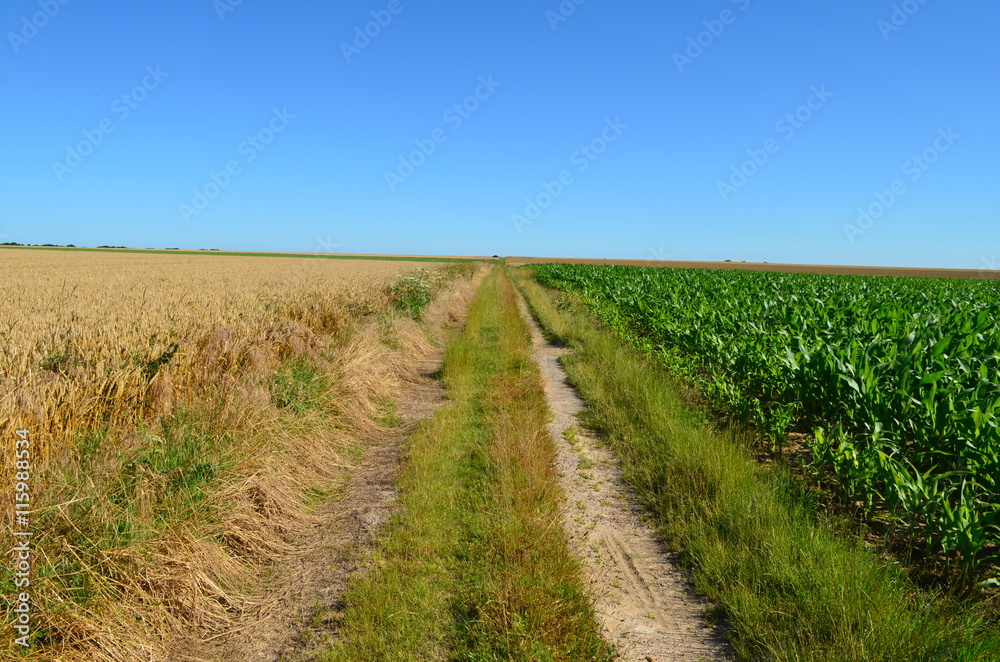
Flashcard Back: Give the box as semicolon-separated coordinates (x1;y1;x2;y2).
517;295;730;661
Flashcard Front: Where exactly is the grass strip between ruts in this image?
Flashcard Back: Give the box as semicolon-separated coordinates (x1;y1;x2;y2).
322;269;613;661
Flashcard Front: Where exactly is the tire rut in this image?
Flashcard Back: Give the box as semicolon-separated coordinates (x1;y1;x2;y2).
516;294;730;662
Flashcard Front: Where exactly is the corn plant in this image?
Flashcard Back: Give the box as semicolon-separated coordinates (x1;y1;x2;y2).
531;263;1000;587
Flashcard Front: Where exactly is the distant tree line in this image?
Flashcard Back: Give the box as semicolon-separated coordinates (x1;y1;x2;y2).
0;243;222;251
1;242;77;247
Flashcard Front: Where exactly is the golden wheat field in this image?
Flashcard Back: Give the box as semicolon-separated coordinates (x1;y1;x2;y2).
0;250;424;450
0;248;474;661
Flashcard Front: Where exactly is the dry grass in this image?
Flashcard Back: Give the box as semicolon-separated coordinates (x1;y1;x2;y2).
0;250;478;661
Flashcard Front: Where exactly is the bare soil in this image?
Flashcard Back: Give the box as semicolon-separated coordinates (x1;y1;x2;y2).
517;296;731;662
267;372;447;662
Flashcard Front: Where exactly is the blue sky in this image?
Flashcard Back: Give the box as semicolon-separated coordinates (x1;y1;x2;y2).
1;1;997;269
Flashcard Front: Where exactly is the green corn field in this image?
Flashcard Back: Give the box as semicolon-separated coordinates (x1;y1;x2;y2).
531;263;1000;588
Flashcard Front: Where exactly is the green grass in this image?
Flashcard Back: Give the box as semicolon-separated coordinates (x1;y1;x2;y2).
390;269;438;320
512;267;1000;661
0;244;490;263
23;408;230;620
25;349;342;641
322;270;613;662
271;359;329;414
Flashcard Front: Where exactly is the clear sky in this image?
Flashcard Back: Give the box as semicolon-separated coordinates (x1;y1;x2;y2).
1;1;997;269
